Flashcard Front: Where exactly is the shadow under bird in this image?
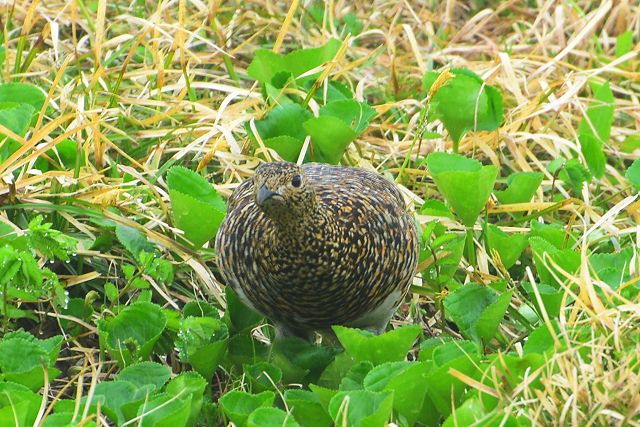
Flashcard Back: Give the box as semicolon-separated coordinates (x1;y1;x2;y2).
215;161;419;340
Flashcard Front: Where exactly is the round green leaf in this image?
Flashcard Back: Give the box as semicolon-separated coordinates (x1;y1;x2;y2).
328;389;393;427
303;116;358;164
247;407;300;427
427;152;498;226
98;301;167;367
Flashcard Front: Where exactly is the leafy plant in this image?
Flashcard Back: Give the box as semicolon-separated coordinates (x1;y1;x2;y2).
0;216;74;330
167;166;227;247
578;82;614;179
245;39;376;164
97;301;168;367
423;68;504;152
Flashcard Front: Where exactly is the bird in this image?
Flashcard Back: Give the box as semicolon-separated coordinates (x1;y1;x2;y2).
215;161;418;340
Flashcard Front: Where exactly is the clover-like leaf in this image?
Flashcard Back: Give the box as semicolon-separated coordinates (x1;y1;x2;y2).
284;390;333;427
247;407;301;427
364;361;431;426
494;172;544;204
578;82;614;179
165;371;208;427
303;116;357;164
427;152;498;227
486;224;529;269
319;99;376;135
167;166;226;247
177;316;229;381
443;283;512;344
116;361;171;392
247;39;341;85
219;391;275;427
328;389;393;427
98;301;167;367
333;324;421;365
427;68;504;150
626;159;640;190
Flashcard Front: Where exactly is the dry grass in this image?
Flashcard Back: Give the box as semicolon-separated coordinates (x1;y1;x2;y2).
1;0;639;425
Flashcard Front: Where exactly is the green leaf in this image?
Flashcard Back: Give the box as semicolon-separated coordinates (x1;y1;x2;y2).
0;382;41;427
590;247;634;290
0;102;34;135
165;372;208;427
87;380;145;425
116;361;171;392
244;362;282;392
105;282;118;303
0;83;46;112
579;133;606;181
530;221;577;250
559;158;591;192
303;116;357;164
428;68;504;148
529;236;580;287
424;353;480;417
442;396;486;427
46;139;84;169
420;199;454;219
115;224;155;261
625;159;640;190
167;166;227;247
475;290;513;344
219;391;275;427
0;102;35;161
251;103;312;143
328;390;393;427
182;301;218;318
97;301;168;368
270;336;337;385
316;352;356;390
423;339;481;365
494;172;544;204
422;71;439;92
620;134;640;153
443;283;510;344
247;39;342;85
247;407;300;427
578;82;614;179
284;389;333;427
340;361;373;391
486;224;529;269
521;282;564;318
363;361;431;426
333;324;421;365
523;321;560;355
427;152;498;226
263;135;305;162
177;317;229;381
0;336;60;391
41;413;85;427
137;392;191;427
319;100;376;135
224;286;264;333
615;31;633;60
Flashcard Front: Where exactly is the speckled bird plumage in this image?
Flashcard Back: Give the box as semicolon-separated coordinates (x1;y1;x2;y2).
215;161;418;338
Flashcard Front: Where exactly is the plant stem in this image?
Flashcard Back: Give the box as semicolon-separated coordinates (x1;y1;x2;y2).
465;227;477;267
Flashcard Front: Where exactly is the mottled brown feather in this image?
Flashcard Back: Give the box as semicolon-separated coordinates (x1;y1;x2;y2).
215;161;418;336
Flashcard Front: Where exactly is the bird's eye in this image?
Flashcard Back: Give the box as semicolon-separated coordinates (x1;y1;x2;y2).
291;174;302;188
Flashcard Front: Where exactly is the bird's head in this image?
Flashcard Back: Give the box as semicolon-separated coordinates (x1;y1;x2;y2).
253;162;316;222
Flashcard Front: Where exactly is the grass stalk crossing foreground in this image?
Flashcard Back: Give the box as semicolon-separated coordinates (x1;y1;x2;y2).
0;1;639;426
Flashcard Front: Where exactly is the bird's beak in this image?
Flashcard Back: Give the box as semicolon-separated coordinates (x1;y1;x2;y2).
256;184;278;206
